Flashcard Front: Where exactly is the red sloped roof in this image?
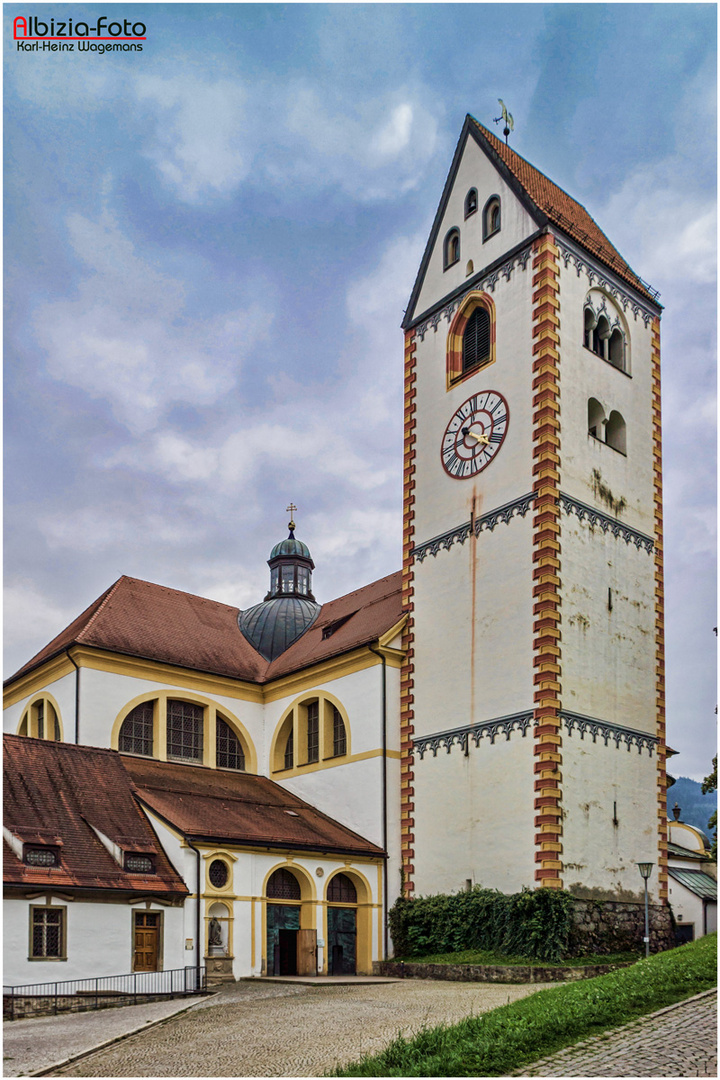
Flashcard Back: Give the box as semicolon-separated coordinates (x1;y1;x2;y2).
3;735;187;895
265;572;403;678
124;756;384;857
6;572;404;687
468;116;657;303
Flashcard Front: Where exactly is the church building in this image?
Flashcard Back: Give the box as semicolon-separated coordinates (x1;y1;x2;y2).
4;115;668;986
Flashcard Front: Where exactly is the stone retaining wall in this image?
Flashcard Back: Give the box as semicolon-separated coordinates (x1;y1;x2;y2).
569;899;674;955
373;960;633;983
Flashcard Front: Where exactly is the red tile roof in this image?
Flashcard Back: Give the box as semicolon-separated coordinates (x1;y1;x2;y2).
124;756;385;857
468;116;658;303
6;572;403;687
3;735;187;895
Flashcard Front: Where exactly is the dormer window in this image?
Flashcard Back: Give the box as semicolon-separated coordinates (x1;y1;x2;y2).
25;846;59;867
124;853;155;874
464;188;478;218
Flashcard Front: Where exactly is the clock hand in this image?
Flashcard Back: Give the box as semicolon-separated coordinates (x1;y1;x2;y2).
461;427;490;446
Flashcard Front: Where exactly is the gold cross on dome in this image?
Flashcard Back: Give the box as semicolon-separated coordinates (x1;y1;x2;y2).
286;503;297;530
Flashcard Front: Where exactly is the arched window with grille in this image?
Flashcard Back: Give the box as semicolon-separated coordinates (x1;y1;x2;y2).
119;701;154;757
327;873;357;903
267;867;302;900
332;707;347;757
443;228;460;270
167;699;203;762
216;716;245;771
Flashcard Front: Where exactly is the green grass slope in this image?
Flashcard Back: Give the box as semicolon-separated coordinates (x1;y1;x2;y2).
332;935;717;1077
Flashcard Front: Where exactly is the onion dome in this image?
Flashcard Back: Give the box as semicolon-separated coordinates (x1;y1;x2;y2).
237;512;321;662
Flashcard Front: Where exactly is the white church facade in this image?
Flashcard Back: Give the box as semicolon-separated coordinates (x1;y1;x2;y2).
4;115;668;985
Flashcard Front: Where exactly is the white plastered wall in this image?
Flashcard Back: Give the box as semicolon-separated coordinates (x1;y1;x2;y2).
4;670;77;741
413;733;535;896
413;134;537;321
3;897;185;986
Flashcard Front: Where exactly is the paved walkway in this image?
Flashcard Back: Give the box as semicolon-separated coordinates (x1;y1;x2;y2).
43;978;556;1076
520;989;717;1077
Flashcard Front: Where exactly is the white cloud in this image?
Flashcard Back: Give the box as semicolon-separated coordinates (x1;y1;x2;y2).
135;75;249;202
3;582;80;673
33;210;270;433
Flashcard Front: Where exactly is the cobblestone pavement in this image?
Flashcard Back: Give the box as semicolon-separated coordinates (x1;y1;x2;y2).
520;989;717;1077
53;977;556;1077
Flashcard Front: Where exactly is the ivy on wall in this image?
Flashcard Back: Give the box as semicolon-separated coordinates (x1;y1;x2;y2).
389;887;575;962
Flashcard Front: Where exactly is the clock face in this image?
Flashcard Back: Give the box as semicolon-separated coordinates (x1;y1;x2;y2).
441;391;509;479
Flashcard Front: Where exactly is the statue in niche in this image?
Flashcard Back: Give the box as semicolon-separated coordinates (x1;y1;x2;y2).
209;917;223;947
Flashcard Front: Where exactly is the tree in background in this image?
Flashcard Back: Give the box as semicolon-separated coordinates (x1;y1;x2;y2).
701;756;717;858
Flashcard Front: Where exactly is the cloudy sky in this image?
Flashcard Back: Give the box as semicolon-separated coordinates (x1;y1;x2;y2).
4;4;716;780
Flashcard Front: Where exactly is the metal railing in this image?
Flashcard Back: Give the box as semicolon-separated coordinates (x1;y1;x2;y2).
4;965;206;1020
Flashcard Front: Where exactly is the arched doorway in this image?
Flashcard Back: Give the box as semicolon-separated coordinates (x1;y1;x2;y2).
266;868;302;975
326;873;358;975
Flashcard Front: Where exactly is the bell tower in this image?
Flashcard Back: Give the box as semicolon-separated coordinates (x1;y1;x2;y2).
400;115;666;907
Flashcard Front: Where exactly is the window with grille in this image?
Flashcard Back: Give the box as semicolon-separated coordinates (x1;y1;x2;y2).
327;873;357;903
306;702;319;764
125;854;154;873
462;307;491;373
209;859;229;888
119;701;154;756
267;868;301;899
25;846;59;867
332;708;347;757
31;907;64;958
284;729;294;770
167;700;203;761
216;716;245;771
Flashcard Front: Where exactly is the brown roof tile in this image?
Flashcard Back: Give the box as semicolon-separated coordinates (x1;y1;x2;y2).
469;116;658;303
124;756;384;857
6;572;404;687
3;735;187;895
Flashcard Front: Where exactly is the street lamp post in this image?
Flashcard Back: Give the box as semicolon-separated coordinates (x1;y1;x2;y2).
636;862;654;958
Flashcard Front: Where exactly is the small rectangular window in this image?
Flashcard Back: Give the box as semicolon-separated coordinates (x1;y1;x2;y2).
31;907;65;959
306;702;319;764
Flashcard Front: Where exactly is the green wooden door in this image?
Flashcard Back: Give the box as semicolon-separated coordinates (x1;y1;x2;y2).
327;907;356;975
266;904;300;975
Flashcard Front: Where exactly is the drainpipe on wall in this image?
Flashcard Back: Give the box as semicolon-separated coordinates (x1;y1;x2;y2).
368;644;389;961
67;650;80;744
186;838;203;989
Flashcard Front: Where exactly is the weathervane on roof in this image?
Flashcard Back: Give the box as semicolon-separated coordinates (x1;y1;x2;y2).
494;100;514;145
286;503;297;533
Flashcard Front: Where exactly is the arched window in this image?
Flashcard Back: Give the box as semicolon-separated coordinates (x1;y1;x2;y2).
482;196;501;240
267;868;302;900
606;411;627;454
167;699;204;762
119;701;154;757
443;228;460;270
216;716;245;771
464;188;478;218
332;708;347;757
466;260;474;277
327;873;357;903
583;293;629;373
588;398;606;441
462;306;491;374
608;328;624;369
18;696;63;741
284;728;294;770
306;700;319;764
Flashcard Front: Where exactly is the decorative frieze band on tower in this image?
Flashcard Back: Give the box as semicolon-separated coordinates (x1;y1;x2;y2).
651;317;668;902
400;329;417;895
531;233;563;890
